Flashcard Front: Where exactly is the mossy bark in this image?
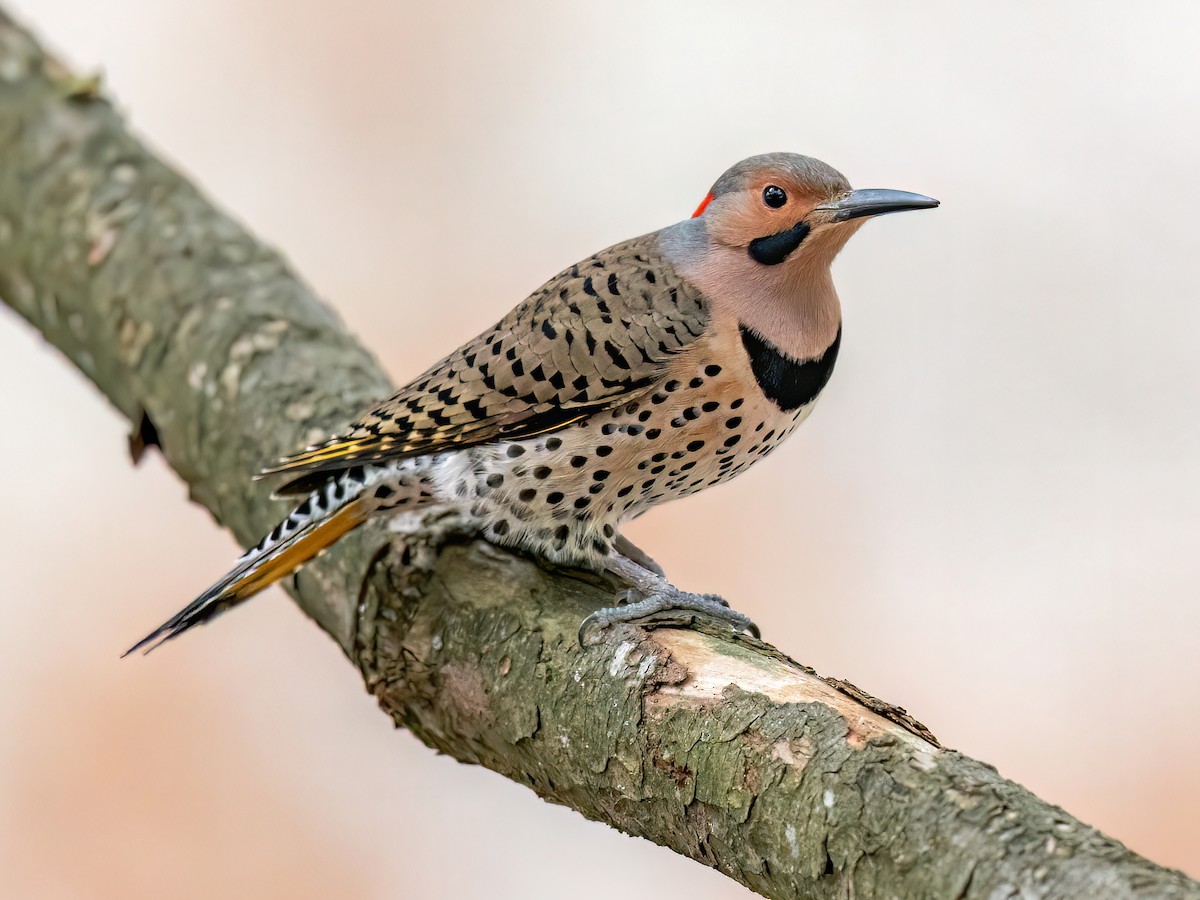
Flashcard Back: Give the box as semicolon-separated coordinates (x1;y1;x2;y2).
0;10;1195;899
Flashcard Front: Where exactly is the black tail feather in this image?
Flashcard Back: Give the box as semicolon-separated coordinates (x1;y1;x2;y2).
124;475;372;656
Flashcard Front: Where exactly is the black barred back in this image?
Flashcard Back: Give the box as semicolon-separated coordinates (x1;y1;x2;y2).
266;233;713;481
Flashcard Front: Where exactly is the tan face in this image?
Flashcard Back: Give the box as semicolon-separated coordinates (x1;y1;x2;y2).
701;167;846;253
696;165;867;275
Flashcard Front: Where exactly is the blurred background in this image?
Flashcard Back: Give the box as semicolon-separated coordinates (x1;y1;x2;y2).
2;1;1198;896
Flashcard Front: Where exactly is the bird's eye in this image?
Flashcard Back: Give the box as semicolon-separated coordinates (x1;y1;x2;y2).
762;185;787;209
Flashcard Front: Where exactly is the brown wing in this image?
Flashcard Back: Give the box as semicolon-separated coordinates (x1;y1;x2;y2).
263;233;709;491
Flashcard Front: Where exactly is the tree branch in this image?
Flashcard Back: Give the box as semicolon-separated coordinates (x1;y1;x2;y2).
1;11;1195;898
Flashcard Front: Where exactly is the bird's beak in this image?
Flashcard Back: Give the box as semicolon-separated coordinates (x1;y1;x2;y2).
815;188;940;222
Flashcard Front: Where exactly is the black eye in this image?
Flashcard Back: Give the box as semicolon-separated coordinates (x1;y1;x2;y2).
762;185;787;209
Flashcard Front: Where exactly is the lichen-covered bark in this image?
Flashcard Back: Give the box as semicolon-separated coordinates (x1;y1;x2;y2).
0;10;392;648
0;10;1195;899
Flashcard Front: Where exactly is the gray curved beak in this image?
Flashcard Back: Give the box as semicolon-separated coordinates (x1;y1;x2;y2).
816;188;940;222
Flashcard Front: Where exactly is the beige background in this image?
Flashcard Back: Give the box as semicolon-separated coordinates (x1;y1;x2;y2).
2;1;1198;897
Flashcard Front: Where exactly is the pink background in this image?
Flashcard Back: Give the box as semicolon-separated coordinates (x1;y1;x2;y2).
3;2;1198;896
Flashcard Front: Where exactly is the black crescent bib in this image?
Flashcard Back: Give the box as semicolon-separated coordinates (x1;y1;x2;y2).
739;324;841;412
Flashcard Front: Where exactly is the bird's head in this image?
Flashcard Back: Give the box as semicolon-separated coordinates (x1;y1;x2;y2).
691;152;938;271
660;152;938;358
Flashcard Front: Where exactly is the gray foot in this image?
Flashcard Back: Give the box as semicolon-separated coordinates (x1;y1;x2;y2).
579;559;761;645
612;534;666;577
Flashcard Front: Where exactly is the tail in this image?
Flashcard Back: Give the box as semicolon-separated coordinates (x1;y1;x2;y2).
125;473;374;656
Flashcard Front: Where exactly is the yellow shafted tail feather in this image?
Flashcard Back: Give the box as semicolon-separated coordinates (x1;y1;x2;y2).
125;497;371;656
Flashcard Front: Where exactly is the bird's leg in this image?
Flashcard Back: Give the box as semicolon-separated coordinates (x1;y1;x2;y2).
578;551;760;645
611;533;666;577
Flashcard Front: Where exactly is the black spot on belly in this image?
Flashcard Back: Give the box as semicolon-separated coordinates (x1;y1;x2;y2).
739;324;841;412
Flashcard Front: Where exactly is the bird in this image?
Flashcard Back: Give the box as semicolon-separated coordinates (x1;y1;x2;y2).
126;152;938;655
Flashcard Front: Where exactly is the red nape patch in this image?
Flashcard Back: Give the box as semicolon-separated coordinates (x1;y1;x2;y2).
691;192;714;218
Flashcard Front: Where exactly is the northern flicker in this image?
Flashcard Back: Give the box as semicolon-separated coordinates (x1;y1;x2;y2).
127;152;937;655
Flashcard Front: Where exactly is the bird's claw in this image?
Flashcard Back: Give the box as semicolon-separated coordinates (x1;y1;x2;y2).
577;588;759;646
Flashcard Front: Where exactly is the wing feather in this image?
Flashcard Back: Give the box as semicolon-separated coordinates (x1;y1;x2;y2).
262;234;708;489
